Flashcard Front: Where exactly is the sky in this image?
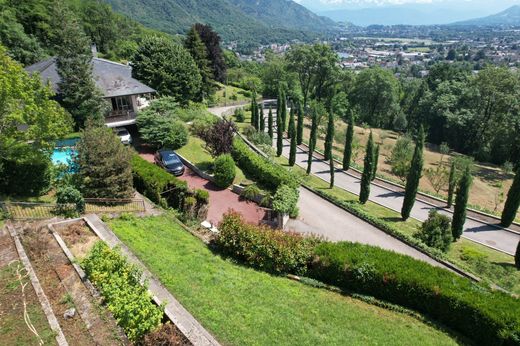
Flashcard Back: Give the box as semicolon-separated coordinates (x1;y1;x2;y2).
295;0;520;12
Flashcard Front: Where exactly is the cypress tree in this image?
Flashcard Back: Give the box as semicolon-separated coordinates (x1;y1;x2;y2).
359;132;375;204
296;101;304;145
372;144;380;181
343;111;354;171
330;156;335;189
452;166;472;240
276;110;283;157
501;168;520;227
306;112;318;175
324;109;335;161
55;4;106;129
447;161;456;208
401;127;425;220
250;91;257;129
515;241;520;270
268;106;273;139
287;106;295;139
259;103;265;132
281;90;287;132
289;115;297;166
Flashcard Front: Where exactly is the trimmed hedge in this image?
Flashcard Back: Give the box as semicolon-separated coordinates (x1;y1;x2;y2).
309;242;520;345
231;138;299;191
217;211;320;275
213;154;236;188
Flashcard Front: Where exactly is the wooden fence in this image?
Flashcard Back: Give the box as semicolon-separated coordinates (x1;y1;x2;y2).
1;199;145;220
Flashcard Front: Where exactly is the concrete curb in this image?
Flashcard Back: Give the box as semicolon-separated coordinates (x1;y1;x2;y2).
6;223;69;346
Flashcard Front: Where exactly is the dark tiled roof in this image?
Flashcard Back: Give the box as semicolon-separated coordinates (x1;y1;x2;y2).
25;57;156;98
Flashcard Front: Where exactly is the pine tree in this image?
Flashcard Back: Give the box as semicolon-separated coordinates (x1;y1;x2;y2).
501;168;520;227
330;156;335;189
343;111;354;171
452;166;472;240
276;110;283;157
289;114;297;166
324;109;335;161
296;101;304;145
185;26;214;99
359;132;375;204
515;241;520;270
447;161;456;208
54;4;106;129
306;112;318;175
259;104;265;132
372;144;380;181
268;106;274;139
401;128;425;220
287;106;295;139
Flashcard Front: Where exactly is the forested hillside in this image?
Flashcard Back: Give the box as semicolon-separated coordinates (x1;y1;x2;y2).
103;0;335;45
0;0;168;65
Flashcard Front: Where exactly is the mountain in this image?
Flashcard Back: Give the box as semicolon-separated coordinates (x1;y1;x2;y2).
318;5;490;27
102;0;334;44
453;5;520;26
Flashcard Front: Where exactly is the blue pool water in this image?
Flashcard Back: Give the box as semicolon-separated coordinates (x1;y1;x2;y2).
52;148;77;166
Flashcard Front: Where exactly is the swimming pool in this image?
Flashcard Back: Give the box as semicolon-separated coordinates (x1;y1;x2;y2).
52;147;77;166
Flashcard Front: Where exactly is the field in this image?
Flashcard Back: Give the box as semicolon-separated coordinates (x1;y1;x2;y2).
108;215;461;346
303;118;517;219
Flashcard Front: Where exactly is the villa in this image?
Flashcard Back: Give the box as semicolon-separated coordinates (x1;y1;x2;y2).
25;56;156;128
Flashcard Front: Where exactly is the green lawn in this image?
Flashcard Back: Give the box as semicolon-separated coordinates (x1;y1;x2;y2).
274;155;520;294
213;84;258;107
177;136;246;184
108;215;459;346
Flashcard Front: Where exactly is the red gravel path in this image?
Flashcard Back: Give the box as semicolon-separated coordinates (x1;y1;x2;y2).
138;152;265;225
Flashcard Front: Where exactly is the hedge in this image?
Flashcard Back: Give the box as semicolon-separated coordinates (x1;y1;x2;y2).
213;154;236;188
131;155;208;220
231;138;299;191
309;242;520;345
82;242;163;342
216;211;320;275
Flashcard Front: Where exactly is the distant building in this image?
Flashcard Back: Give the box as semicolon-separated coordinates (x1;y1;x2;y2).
25;57;156;128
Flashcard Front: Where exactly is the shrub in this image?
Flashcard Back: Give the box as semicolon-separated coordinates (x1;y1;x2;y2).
0;153;52;196
213;154;236;188
415;210;452;252
241;184;261;201
56;185;85;215
194;189;209;204
234;108;245;122
82;242;163;342
217;212;320;275
309;241;520;345
137;106;189;150
272;185;299;217
231;138;299;191
248;131;272;146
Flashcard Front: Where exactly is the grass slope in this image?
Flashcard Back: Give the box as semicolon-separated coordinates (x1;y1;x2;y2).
108;215;459;346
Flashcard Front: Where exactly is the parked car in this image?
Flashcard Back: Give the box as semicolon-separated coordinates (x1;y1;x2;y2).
154;149;185;176
115;127;132;145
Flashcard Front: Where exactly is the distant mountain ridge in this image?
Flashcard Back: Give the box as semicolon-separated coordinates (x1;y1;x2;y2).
453;5;520;26
102;0;335;43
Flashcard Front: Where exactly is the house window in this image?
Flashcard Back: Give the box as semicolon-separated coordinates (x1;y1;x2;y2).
111;96;133;112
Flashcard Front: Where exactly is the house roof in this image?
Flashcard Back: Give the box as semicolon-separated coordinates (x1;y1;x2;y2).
25;57;156;98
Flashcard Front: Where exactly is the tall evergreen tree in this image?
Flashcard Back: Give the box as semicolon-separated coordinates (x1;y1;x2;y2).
330;156;335;189
359;132;375;204
193;23;226;82
515;241;520;270
401;128;425;220
372;144;380;181
324;109;335;161
287;106;295;139
501;168;520;227
276;110;283;157
289;114;297;166
296;101;304;145
259;104;265;132
279;88;287;132
452;166;472;240
447;161;456;208
185;26;214;99
54;4;106;129
250;91;257;130
343;111;354;171
306;112;318;175
268;106;274;139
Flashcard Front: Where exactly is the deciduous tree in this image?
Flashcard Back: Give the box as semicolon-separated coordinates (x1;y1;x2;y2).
193;23;226;83
199;119;237;157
